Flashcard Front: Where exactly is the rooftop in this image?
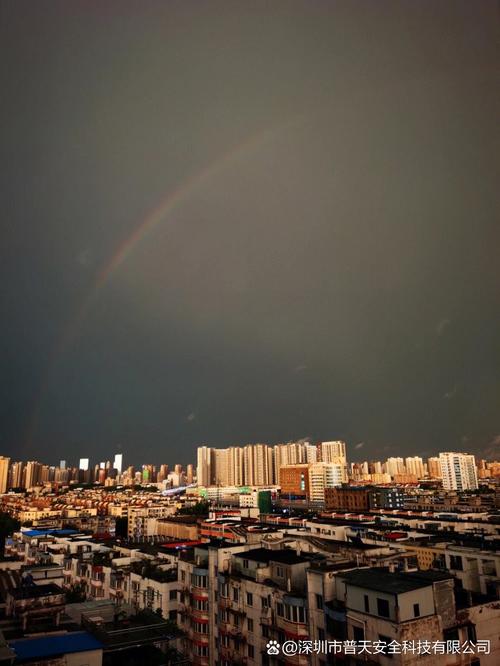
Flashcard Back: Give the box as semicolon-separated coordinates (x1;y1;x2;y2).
9;631;103;661
233;548;308;565
340;568;452;595
8;583;64;600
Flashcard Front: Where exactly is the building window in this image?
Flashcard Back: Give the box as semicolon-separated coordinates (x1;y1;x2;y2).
276;566;284;577
169;589;177;600
243;559;249;568
193;621;209;634
284;604;306;623
467;625;477;642
377;597;390;618
261;596;269;609
276;602;284;617
181;571;185;582
233;587;239;602
248;644;254;658
246;592;253;606
413;603;420;617
247;618;254;632
262;625;269;638
193;574;207;588
379;634;393;658
444;628;459;643
353;625;364;642
364;594;370;613
316;594;324;610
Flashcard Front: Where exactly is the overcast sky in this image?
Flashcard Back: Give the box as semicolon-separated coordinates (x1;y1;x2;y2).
2;1;499;467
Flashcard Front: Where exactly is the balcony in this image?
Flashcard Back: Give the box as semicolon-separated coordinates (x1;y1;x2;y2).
188;628;209;644
218;596;233;609
228;625;245;641
275;614;309;639
6;584;65;631
190;607;209;621
91;577;103;588
192;657;209;666
219;646;247;665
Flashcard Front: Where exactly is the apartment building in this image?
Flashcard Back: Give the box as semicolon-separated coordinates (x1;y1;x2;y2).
400;540;500;598
127;504;176;539
324;486;371;512
339;569;457;664
308;462;344;505
279;464;310;498
439;453;478;491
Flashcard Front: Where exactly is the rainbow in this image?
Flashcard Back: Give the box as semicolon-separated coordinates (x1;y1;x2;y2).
26;116;304;447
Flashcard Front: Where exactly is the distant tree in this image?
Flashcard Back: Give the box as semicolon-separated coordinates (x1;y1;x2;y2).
65;582;87;603
177;500;209;517
115;516;128;538
0;512;20;558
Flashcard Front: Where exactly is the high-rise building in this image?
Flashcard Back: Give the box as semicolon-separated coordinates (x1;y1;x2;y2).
0;457;10;494
405;456;425;478
243;444;273;486
59;460;66;470
321;441;346;461
8;461;24;489
308;462;344;504
157;464;169;483
439;452;478;491
25;461;43;489
197;446;215;487
427;456;442;478
304;443;318;463
385;457;406;477
227;447;243;486
186;464;194;484
214;449;229;486
113;453;123;474
369;461;382;475
79;458;89;471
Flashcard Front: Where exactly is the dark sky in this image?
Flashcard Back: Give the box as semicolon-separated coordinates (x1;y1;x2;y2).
2;1;499;467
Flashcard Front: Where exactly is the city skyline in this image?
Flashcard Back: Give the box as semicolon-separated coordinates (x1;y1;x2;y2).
1;442;497;493
0;439;497;470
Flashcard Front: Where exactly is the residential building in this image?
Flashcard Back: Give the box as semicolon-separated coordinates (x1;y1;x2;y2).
440;452;478;491
0;457;10;494
308;462;344;505
279;464;310;498
324;486;371;511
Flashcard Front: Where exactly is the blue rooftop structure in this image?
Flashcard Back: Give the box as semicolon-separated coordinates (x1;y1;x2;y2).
9;631;103;662
21;529;78;538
